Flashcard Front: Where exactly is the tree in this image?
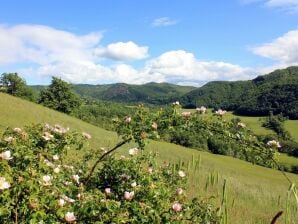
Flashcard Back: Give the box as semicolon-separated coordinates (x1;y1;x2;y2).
39;77;81;114
0;73;35;101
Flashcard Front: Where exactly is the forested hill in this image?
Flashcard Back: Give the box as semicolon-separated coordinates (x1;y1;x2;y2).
180;80;253;109
31;67;298;118
32;82;196;104
180;66;298;119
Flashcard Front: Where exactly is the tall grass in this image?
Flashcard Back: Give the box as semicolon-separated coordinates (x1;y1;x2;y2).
174;154;297;224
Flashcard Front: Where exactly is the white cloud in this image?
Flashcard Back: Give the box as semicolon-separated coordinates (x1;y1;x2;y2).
266;0;298;12
144;50;255;83
20;49;255;85
176;81;203;87
0;24;259;86
0;24;101;65
241;0;298;12
96;41;149;61
265;0;298;7
251;30;298;64
151;17;178;27
0;24;151;84
33;62;114;84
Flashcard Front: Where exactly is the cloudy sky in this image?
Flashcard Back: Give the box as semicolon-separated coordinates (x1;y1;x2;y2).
0;0;298;86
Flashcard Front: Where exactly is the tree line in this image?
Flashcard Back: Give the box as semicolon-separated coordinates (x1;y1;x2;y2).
0;73;81;114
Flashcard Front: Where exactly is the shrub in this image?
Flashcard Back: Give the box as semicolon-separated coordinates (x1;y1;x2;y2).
170;129;207;149
112;104;279;169
113;104;278;169
278;164;298;174
39;77;81;114
0;124;220;223
262;113;291;140
207;137;231;155
279;140;298;158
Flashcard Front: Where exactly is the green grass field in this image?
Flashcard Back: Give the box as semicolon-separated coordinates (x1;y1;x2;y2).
1;92;298;223
285;120;298;142
225;112;274;135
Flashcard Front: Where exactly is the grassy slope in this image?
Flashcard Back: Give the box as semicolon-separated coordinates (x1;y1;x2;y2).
225;113;273;135
1;92;298;223
285;120;298;142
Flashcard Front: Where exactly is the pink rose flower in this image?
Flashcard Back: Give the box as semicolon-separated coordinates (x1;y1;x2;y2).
172;202;182;212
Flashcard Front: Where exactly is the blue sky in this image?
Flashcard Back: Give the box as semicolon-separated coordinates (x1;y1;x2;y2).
0;0;298;85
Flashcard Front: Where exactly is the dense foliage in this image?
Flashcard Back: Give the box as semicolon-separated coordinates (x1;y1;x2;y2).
114;104;279;169
236;83;298;119
261;113;291;140
39;77;81;114
260;113;298;166
180;81;252;109
0;123;219;223
72;101;140;131
0;73;35;101
279;140;298;157
32;82;195;105
180;66;298;119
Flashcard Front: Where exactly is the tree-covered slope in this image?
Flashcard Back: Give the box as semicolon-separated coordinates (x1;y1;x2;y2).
180;80;253;109
181;66;298;118
32;82;196;104
74;82;196;103
30;66;298;118
236;67;298;118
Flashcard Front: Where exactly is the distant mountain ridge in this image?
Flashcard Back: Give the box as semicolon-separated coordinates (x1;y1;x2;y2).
180;66;298;119
31;66;298;118
32;82;196;104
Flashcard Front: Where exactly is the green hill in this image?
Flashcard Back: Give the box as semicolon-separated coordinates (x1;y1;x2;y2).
181;66;298;119
0;92;297;223
31;67;298;119
181;80;253;109
32;82;196;104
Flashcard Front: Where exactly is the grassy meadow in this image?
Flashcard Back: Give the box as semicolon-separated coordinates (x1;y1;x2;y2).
285;120;298;142
1;92;298;223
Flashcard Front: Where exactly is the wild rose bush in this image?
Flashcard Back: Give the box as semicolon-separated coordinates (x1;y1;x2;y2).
115;103;278;168
88;154;219;223
114;105;160;149
0;124;219;223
